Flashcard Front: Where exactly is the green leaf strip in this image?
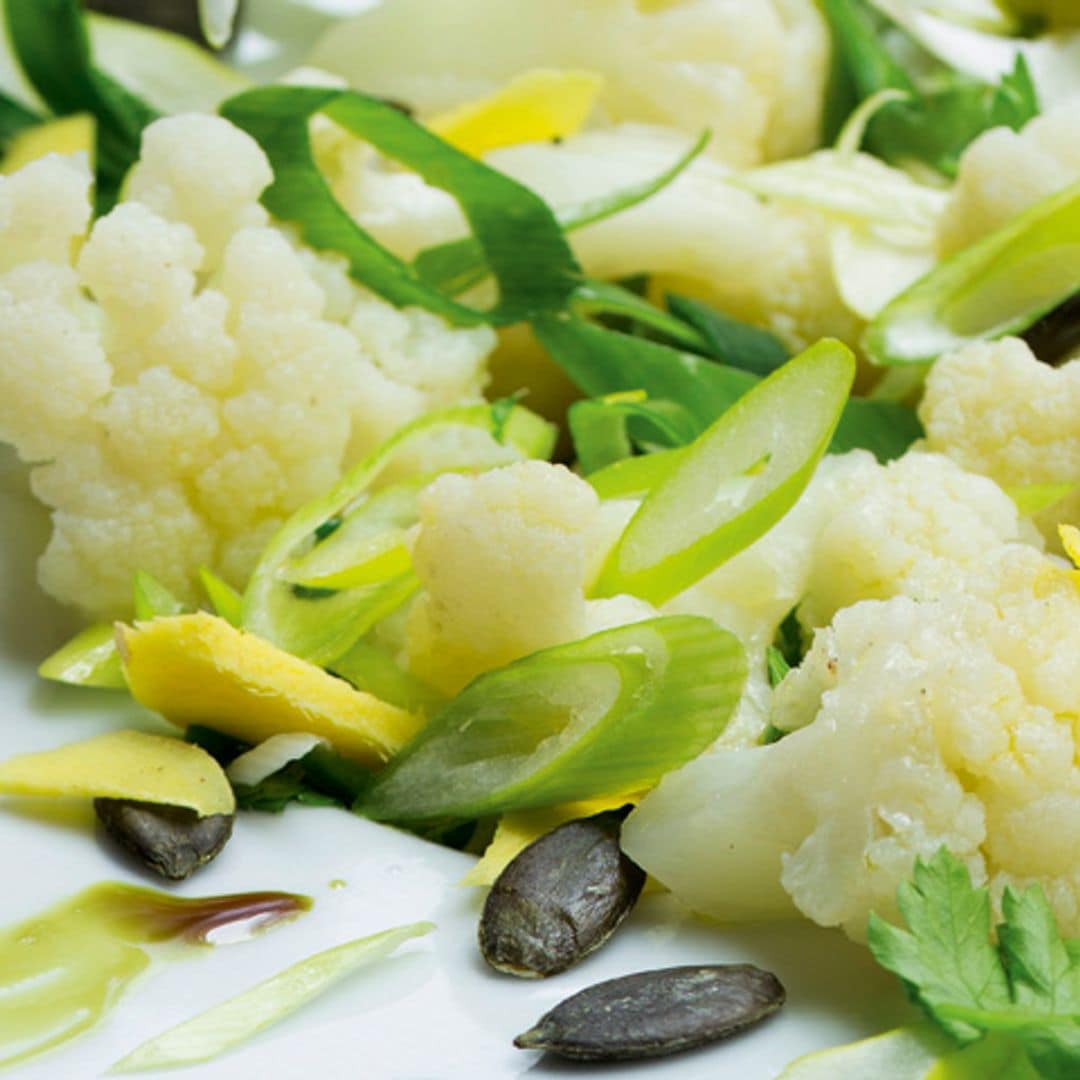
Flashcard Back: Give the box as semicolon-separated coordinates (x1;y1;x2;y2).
219;85;580;327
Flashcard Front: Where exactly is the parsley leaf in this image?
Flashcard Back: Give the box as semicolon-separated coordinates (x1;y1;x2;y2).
868;849;1080;1078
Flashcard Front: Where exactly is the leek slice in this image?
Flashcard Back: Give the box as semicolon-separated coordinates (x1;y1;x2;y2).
593;340;855;605
37;623;125;689
867;178;1080;365
328;641;446;717
778;1024;951;1079
39;568;189;689
241;403;554;666
218;85;579;327
586;448;687;501
360;616;746;824
199;566;243;627
111;921;433;1072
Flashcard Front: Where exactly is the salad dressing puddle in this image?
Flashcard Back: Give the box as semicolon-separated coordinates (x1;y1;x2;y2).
0;882;310;1068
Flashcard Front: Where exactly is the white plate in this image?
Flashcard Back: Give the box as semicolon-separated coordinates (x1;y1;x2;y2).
0;449;912;1078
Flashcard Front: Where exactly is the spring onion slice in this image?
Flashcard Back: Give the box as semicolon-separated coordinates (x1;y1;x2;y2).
219;85;579;327
199;567;243;627
241;403;555;665
360;615;746;824
412;131;709;297
593;340;854;605
586;448;688;500
777;1023;951;1079
37;623;125;689
111;921;434;1073
39;569;189;690
867;178;1080;365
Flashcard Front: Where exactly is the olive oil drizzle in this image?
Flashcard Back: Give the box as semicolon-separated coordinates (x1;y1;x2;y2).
0;882;310;1069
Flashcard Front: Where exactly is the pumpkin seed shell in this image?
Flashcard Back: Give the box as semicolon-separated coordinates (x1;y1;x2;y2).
478;807;645;978
95;797;234;880
514;963;786;1061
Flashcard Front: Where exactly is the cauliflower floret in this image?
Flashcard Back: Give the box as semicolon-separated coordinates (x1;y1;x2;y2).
407;462;600;693
939;98;1080;255
490;128;861;351
124;114;272;269
0;268;110;461
0;153;92;272
624;545;1080;941
309;0;829;169
798;451;1032;628
77;202;203;345
2;115;497;618
919;336;1080;544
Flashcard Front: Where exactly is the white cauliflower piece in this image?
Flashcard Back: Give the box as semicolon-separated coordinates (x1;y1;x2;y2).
124;114;272;269
491;128;861;351
407;462;600;693
309;0;829;168
919;336;1080;544
0;154;92;272
939;98;1080;255
77;202;203;346
798;450;1033;629
0;265;110;462
624;545;1080;940
1;115;496;619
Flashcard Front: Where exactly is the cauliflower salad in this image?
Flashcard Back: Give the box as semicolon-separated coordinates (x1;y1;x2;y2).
3;0;1080;1075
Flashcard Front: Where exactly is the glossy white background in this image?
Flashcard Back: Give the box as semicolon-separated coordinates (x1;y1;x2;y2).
0;3;912;1073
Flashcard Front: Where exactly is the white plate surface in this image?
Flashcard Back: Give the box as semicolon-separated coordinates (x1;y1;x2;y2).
0;449;913;1079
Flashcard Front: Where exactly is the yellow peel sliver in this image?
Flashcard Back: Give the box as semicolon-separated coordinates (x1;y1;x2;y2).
428;68;602;157
0;730;235;817
118;612;421;767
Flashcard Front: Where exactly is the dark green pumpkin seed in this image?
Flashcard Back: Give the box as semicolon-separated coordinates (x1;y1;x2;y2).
514;963;785;1061
479;807;645;978
95;798;234;881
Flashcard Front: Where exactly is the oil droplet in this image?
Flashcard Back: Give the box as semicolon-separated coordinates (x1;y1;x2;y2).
329;879;347;890
0;882;310;1069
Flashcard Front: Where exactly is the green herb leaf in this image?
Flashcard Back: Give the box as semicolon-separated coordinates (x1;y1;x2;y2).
821;0;1038;177
329;641;447;718
868;849;1012;1044
868;849;1080;1079
360;616;746;824
5;0;159;210
412;131;708;298
219;85;579;327
866;178;1080;365
593;340;855;605
0;88;42;151
111;922;434;1072
535;316;920;464
666;294;790;377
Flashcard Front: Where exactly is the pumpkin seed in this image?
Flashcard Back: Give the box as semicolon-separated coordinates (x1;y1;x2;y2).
478;807;645;978
94;798;234;881
514;964;786;1061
